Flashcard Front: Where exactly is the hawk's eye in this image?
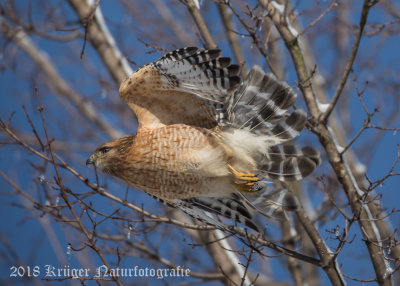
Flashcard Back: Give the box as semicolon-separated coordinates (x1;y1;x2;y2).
99;147;111;154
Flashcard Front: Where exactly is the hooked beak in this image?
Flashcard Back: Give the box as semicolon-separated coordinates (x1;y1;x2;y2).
86;155;95;166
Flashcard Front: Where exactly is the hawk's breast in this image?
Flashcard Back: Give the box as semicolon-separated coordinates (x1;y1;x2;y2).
122;125;231;200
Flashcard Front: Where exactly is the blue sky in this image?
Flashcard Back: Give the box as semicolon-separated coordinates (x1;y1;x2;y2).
0;1;399;285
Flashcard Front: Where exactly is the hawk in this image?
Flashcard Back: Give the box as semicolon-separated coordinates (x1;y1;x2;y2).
86;47;320;231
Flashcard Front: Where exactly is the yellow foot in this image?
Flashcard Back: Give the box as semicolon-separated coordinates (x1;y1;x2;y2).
235;182;256;193
228;165;259;193
228;165;259;182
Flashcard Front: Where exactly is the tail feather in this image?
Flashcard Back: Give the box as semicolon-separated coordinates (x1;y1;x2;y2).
260;144;321;181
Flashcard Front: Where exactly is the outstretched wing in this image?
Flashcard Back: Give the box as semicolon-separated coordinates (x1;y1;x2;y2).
119;47;241;129
149;194;259;232
175;196;259;231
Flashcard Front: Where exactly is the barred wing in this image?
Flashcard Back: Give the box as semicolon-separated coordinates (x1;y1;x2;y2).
119;47;241;129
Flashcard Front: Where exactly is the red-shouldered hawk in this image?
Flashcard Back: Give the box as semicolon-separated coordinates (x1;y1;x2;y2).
86;47;320;231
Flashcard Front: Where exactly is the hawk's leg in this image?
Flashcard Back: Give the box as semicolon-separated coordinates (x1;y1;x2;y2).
235;182;256;193
228;165;259;182
228;165;259;193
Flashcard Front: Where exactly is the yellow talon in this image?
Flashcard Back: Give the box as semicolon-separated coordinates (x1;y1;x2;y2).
235;182;254;193
228;165;259;182
228;165;259;193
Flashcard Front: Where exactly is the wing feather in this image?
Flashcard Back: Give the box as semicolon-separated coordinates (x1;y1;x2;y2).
119;47;241;129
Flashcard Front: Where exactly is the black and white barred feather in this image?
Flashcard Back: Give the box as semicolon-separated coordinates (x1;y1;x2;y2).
226;66;321;183
153;47;240;96
151;47;240;125
150;47;320;232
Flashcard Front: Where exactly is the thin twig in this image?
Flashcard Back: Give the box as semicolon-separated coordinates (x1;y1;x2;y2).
179;0;217;49
218;3;248;77
34;89;123;286
320;0;378;122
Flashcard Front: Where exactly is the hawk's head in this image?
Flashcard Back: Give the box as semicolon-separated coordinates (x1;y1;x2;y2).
86;135;135;172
